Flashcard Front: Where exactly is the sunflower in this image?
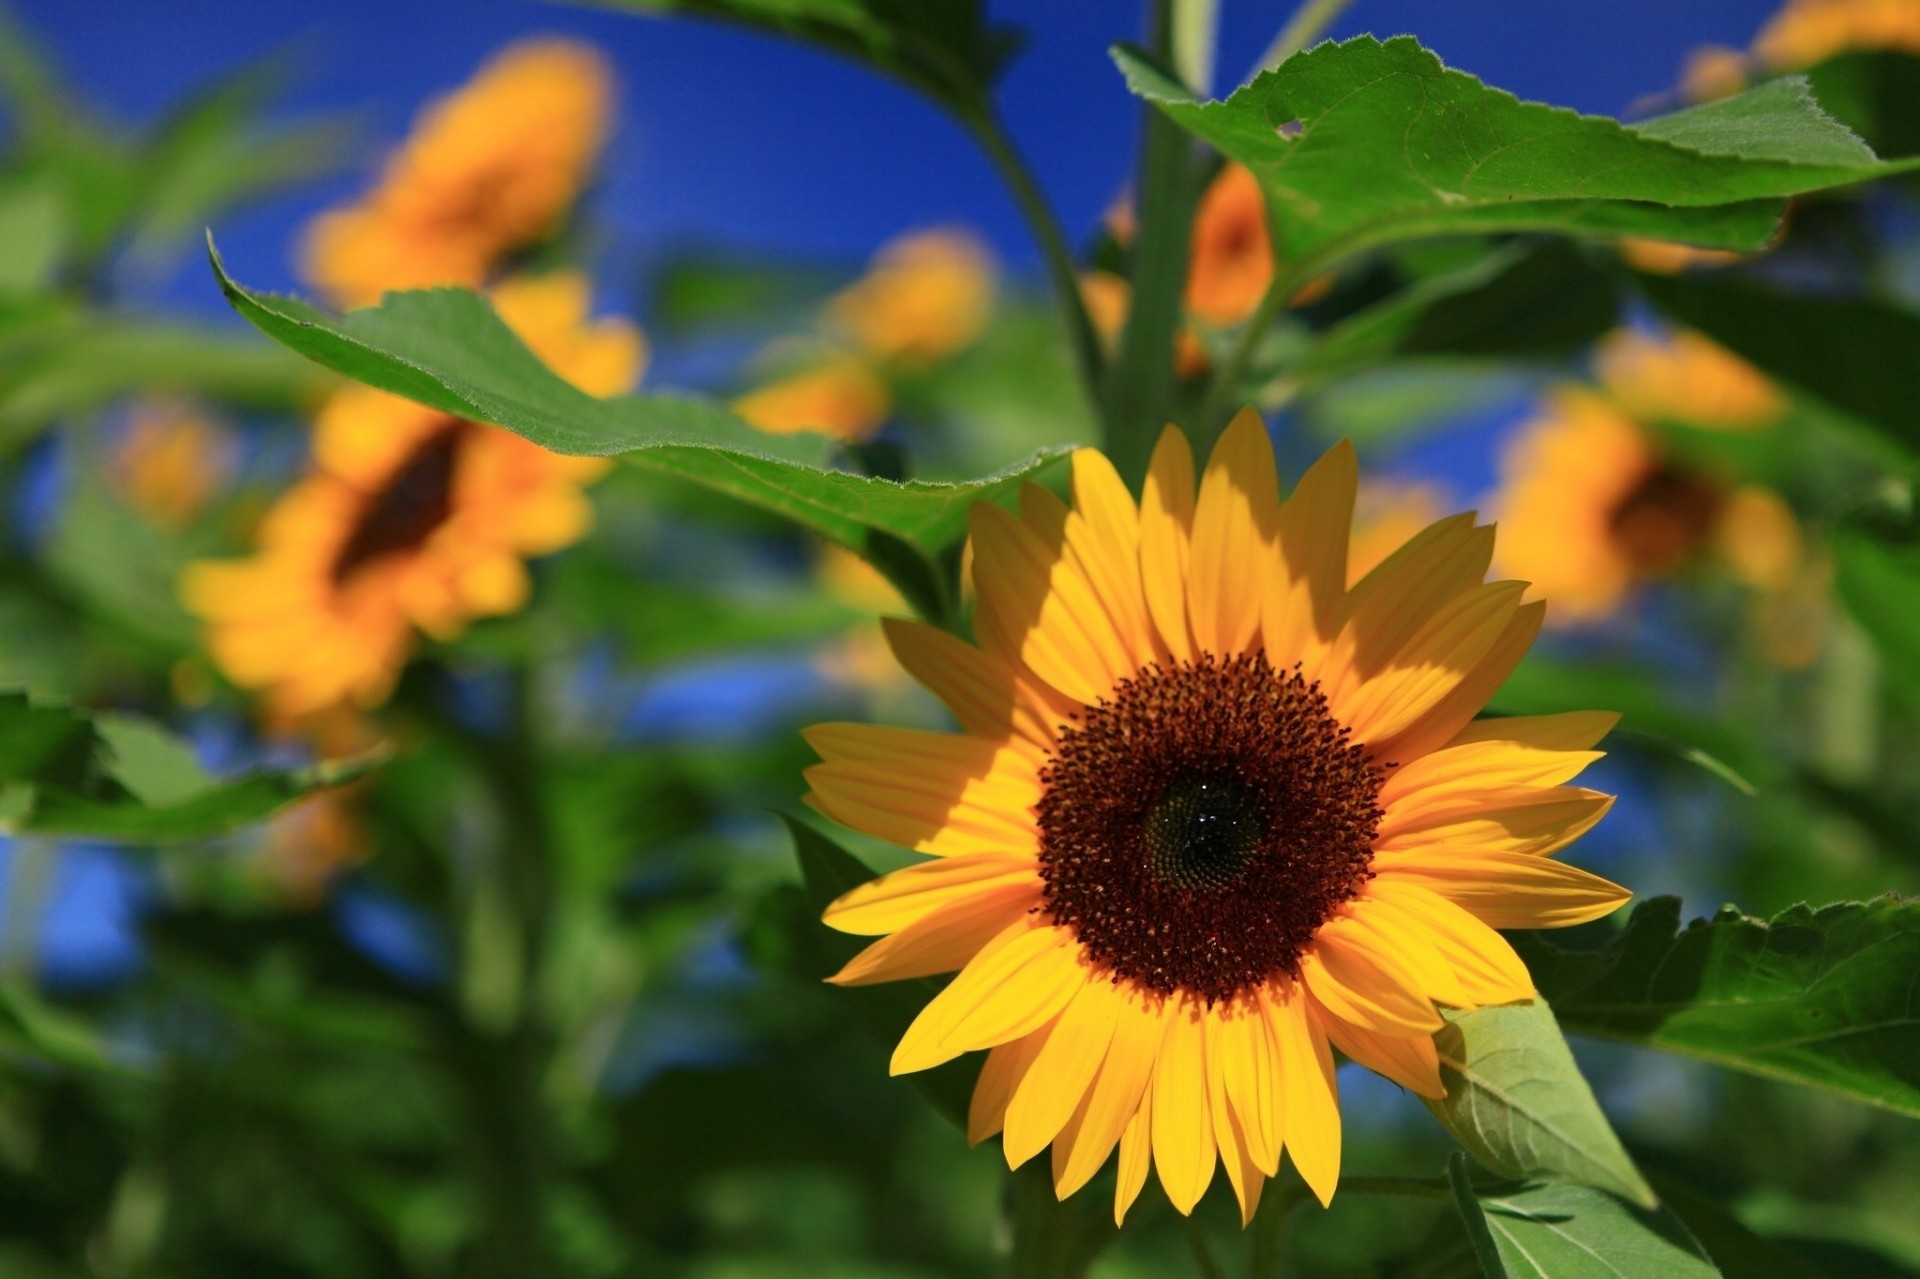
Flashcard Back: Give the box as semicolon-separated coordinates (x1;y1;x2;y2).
826;228;997;365
1494;330;1799;624
1754;0;1920;68
803;412;1630;1224
1186;163;1275;328
182;273;643;718
111;399;236;531
300;38;612;307
733;352;892;441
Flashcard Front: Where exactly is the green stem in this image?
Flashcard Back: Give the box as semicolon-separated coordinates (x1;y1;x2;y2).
1247;1183;1312;1279
1255;0;1356;74
1172;0;1220;96
1100;0;1204;486
1004;1162;1116;1279
1193;265;1300;450
965;110;1108;416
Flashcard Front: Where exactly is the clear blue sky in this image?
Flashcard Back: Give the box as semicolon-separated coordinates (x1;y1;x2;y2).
12;0;1780;315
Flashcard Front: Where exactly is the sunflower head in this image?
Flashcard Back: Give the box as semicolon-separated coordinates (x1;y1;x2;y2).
1754;0;1920;69
300;38;613;307
1186;163;1274;329
182;272;641;720
827;228;997;366
804;412;1629;1224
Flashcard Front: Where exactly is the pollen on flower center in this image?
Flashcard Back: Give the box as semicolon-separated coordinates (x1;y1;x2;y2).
331;423;465;583
1035;652;1384;1004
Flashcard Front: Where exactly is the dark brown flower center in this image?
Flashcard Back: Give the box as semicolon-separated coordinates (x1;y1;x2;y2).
1035;652;1383;1004
331;423;465;584
1608;463;1721;578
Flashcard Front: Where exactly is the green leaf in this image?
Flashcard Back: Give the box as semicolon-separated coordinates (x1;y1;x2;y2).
209;242;1068;608
1474;1182;1720;1278
1638;271;1920;456
0;175;65;295
1650;1176;1820;1279
589;0;1018;117
1803;50;1920;159
1447;1152;1512;1279
782;814;975;1127
1425;1001;1656;1208
0;691;383;843
1833;529;1920;707
1291;240;1620;386
1514;895;1920;1118
1115;37;1915;280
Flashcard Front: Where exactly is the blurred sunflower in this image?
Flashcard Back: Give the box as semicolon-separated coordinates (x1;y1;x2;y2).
804;412;1629;1223
733;352;892;441
1494;329;1802;625
1754;0;1920;67
300;38;612;307
1186;163;1274;328
825;227;996;365
110;400;237;531
182;273;643;718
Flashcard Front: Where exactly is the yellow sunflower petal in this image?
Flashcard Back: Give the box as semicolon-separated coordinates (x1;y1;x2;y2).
1067;449;1162;671
1187;407;1281;655
803;725;1040;858
1268;981;1341;1207
1267;439;1358;673
1114;1077;1155;1226
1377;786;1614;858
1334;513;1494;685
1053;985;1165;1198
970;500;1126;706
891;923;1084;1073
1140;426;1198;662
823;855;1041;935
881;617;1071;751
1004;977;1124;1168
1380;734;1610;825
1320;905;1468;1008
1448;710;1620;753
1151;995;1218;1215
1217;997;1281;1174
1372;850;1632;930
1364;880;1535;1005
1299;931;1445;1035
1207;1009;1268;1226
969;1022;1054;1146
1371;602;1546;764
1339;580;1528;746
827;881;1042;985
1313;1001;1446;1098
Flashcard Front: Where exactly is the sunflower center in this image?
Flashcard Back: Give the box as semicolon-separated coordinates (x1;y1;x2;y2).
331;423;465;584
1035;652;1383;1004
1608;463;1720;577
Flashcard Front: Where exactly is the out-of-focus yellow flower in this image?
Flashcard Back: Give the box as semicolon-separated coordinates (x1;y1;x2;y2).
1617;237;1748;274
111;401;237;530
1347;479;1448;587
300;39;612;308
1678;44;1753;101
1593;328;1784;429
261;791;367;904
1714;485;1807;592
182;273;642;717
827;228;996;365
814;544;912;694
733;353;892;441
1186;163;1274;329
1081;270;1212;377
1754;0;1920;68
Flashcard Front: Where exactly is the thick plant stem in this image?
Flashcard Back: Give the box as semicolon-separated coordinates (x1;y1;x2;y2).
966;111;1108;419
1100;0;1204;487
1004;1163;1116;1279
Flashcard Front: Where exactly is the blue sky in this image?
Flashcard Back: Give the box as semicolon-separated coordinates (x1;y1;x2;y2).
14;0;1781;316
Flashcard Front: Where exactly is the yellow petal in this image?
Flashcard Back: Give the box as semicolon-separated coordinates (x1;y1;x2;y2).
1448;710;1620;753
1338;581;1527;747
1370;602;1545;765
823;855;1041;935
1299;933;1445;1036
1150;995;1217;1215
1380;736;1609;828
891;922;1084;1073
1067;449;1162;672
1140;426;1198;663
970;500;1125;706
1004;977;1124;1168
1266;981;1341;1207
1207;1009;1268;1226
1322;514;1492;707
1371;851;1631;930
803;725;1041;858
969;1022;1055;1145
1319;906;1468;1008
1376;786;1614;859
828;881;1042;985
1364;880;1535;1005
1217;997;1281;1174
881;617;1072;751
1187;407;1281;655
1053;984;1165;1198
1114;1077;1154;1226
1266;439;1357;673
1313;1001;1445;1098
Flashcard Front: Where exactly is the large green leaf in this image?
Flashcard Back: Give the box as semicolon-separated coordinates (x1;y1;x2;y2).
1464;1182;1720;1278
209;244;1067;617
589;0;1018;118
1116;37;1915;280
0;692;382;842
1290;240;1620;386
1425;1001;1655;1208
1638;271;1920;456
1515;895;1920;1118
